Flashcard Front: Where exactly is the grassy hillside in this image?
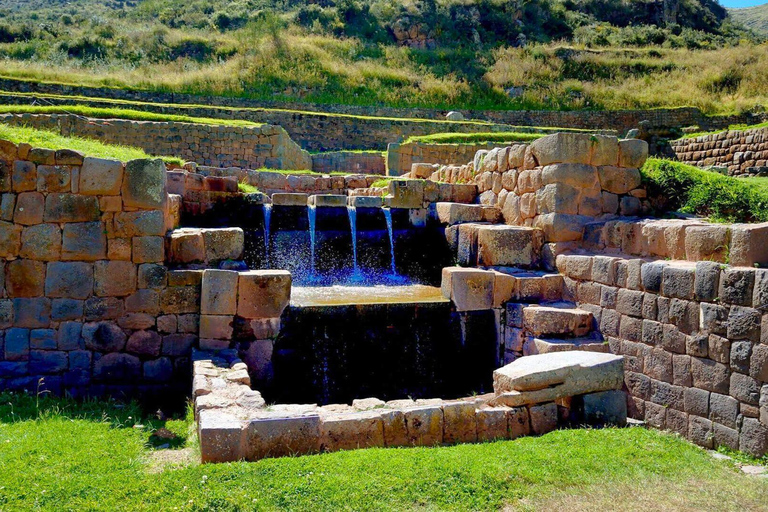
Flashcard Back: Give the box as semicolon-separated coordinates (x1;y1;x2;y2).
729;4;768;36
0;0;762;113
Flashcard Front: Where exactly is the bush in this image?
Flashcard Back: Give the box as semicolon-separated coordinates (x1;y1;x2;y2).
641;158;768;222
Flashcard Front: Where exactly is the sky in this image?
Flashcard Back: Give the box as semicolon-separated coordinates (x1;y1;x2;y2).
720;0;766;8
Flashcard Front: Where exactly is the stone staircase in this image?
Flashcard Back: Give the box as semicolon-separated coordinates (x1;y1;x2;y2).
436;201;607;364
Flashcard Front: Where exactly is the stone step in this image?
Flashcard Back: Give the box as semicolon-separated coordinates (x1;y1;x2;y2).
522;332;608;356
447;223;543;268
522;303;593;337
434;202;500;225
492;268;564;303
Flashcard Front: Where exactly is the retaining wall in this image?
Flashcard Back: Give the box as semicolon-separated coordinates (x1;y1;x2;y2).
387;141;511;176
671;127;768;176
556;252;768;456
311;151;385;175
0;77;758;134
0;113;312;171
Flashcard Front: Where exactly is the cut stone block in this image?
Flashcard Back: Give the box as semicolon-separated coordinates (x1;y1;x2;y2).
492;351;624;406
476;406;510;442
435;202;484;225
522;305;593;337
201;270;238;316
199;410;244;463
476;225;539;268
202;228;244;262
404;405;444;446
237;270;291;318
388;180;424;209
618;139;649;169
583;390;627;426
531;133;593;166
309;194;347;207
320;411;385;452
442;401;478;444
441;267;494;312
381;409;408;447
79;157;123;196
271;193;308;206
244;413;321;460
122;159;166;209
528;402;558;435
523;335;608;356
168;228;205;263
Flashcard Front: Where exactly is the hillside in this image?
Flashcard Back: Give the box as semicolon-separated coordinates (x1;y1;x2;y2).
0;0;762;113
729;3;768;35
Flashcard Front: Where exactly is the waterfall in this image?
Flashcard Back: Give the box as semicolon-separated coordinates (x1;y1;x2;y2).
263;203;272;267
347;206;359;275
308;205;317;273
383;207;397;275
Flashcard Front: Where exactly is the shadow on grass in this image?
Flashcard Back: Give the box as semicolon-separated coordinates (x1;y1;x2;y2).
0;390;191;450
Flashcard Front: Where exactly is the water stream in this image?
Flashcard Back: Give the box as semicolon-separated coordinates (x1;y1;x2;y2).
263;203;272;267
383;207;397;275
308;205;317;273
347;206;359;275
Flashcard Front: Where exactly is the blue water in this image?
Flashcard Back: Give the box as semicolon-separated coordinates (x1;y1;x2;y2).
383;208;397;275
263;204;272;267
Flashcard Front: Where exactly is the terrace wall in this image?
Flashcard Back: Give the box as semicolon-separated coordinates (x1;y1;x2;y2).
0;113;312;171
387;141;510;176
0;77;758;134
670;127;768;176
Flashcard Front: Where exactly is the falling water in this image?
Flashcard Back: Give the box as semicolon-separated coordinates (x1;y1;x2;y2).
347;206;359;274
308;205;317;273
263;203;272;267
383;208;397;275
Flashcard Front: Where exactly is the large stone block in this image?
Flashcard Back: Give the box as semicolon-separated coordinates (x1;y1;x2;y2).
404;405;444;446
597;166;642;195
441;267;494;312
536;183;579;215
43;194;100;223
202;228;244;262
20;223;61;261
684;225;730;263
61;222;106;261
113;211;165;237
13;297;51;328
83;322;127;352
45;261;93;300
541;163;599;189
168;228;205;263
201;270;238;316
740;417;768;457
93;261;137;297
493;351;624;406
122;159;166;209
434;202;484;225
530;133;593;166
6;259;45;297
79;157;123;195
36;165;71;193
476;406;510;442
442;401;478;444
237;270;291;318
320;411;385;452
534;213;592;242
618;139;649;168
132;236;164;263
388;180;424;208
13;191;44;225
690;357;729;394
528;402;558;435
12;161;36;192
126;330;162;357
244;413;321;460
476;225;538;267
93;352;141;382
199;315;234;340
719;268;755;307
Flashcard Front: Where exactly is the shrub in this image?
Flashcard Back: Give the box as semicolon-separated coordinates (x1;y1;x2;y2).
641;158;768;222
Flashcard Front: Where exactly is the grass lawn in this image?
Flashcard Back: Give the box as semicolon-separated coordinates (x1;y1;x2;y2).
0;392;766;511
404;132;545;145
0;104;264;129
0;123;184;165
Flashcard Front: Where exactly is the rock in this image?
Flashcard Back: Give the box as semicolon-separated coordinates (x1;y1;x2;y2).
201;270;238;316
597;166;642;195
492;351;624;406
531;133;593;166
476;406;510;442
476;225;539;267
522;305;592;337
198;410;244;463
582;390;627;426
404;405;444;446
442;401;478;444
244;413;321;460
441;267;494;312
61;222;106;261
320;411;385;452
122;159;166;209
528;402;558;435
44;261;93;299
202;228;244;262
434;202;484;225
237;270;291;319
168;228;205;263
618;139;649;168
445;111;464;121
79;157;123;195
83;322;127;352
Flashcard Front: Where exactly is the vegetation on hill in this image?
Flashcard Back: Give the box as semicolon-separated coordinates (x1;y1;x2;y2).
0;0;762;113
641;157;768;223
0;391;766;510
729;4;768;36
404;132;545;144
0;123;184;164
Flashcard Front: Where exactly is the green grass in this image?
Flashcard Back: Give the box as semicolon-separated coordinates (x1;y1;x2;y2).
0;123;184;165
404;132;546;145
641;158;768;222
0;391;765;511
0;104;263;128
680;120;768;139
237;181;260;194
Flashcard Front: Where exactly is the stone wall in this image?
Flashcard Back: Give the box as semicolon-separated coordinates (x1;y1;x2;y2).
556;252;768;457
311;151;385;175
0;77;758;134
386;141;511;176
424;134;650;262
0;139;293;401
0;113;312;171
670;127;768;176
